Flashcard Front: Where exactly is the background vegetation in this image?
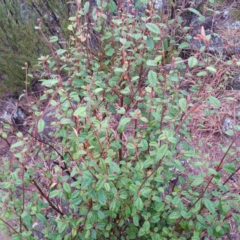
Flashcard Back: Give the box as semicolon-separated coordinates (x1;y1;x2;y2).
0;0;72;96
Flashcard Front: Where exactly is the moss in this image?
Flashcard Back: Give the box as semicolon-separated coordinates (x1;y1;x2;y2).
0;0;71;97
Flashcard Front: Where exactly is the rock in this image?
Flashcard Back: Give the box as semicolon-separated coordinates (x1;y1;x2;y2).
226;74;240;90
223;10;230;19
32;220;44;239
12;106;26;128
224;21;240;30
222;117;234;132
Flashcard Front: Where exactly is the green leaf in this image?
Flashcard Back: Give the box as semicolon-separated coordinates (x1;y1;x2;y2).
11;141;24;149
118;117;131;133
234;125;240;131
179;98;187;112
140;187;151;197
70;92;80;102
81;178;92;190
225;129;234;136
57;220;68;233
216;225;222;232
98;210;105;219
208;168;217;175
143;221;150;232
169;73;179;82
109;161;120;174
63;183;71;193
197;71;207;77
94;88;103;94
127;143;135;150
223;163;235;173
49;190;60;198
114;68;124;73
188;57;198;68
104;182;110;192
232;213;240;222
36;213;47;224
49;36;58;43
69;16;76;21
133;215;139;226
168;211;181;220
109;104;116;114
134;197;143;210
168;137;178;144
57;49;67;55
96;179;104;191
191;177;204;187
206;66;216;73
203;199;215;214
163;38;168;51
222;204;230;213
140;139;148;151
41;79;59;87
84;1;90;13
148;70;157;87
120;38;127;45
140;117;148;123
120;86;130;95
181;210;191;219
146;37;154;50
179;42;189;49
208;96;220;108
109;0;117;13
156;144;168;160
68;25;73;31
60;118;72;124
196;215;206;225
188;7;203;17
74;106;87;117
106;48;114;56
146;23;160;34
38;119;45;133
98;190;107;205
146;60;157;66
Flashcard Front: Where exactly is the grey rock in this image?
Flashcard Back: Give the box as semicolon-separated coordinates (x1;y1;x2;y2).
222;117;234;132
226;75;240;90
225;21;240;30
32;220;45;239
223;10;230;19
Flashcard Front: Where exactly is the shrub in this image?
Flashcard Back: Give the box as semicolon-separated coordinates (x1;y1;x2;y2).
0;0;240;239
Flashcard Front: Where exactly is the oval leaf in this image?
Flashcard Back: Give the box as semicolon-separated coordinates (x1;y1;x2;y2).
148;70;157;87
179;98;187;112
38;119;45;133
134;197;143;210
74;106;87;117
49;36;58;43
179;42;189;49
57;49;67;55
84;1;90;14
208;96;220;108
188;57;198;68
203;198;215;214
188;7;203;17
191;177;204;187
146;23;160;34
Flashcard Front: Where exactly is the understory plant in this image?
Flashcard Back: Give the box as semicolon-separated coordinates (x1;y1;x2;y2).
0;0;240;239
